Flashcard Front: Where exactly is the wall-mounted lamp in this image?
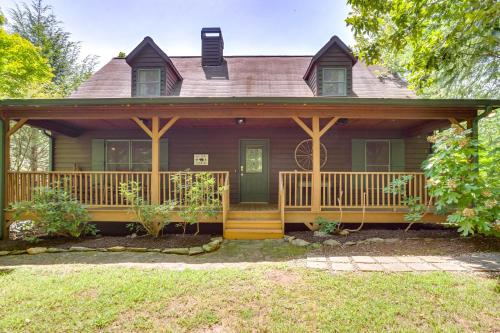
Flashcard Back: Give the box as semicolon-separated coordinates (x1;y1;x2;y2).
235;118;246;125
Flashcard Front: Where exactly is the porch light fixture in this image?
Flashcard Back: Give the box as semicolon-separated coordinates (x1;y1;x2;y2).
235;118;246;125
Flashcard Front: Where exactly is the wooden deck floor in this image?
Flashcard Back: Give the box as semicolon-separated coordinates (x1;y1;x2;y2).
230;203;278;211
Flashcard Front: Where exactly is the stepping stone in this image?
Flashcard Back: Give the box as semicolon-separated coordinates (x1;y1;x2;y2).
432;262;468;271
329;256;350;263
381;263;412;272
357;263;384;271
397;256;423;263
352;256;376;263
374;256;400;263
331;263;355;271
307;261;329;269
307;256;327;262
419;256;453;263
407;263;438;271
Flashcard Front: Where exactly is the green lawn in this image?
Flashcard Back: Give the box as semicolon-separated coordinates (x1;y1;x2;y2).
0;266;498;332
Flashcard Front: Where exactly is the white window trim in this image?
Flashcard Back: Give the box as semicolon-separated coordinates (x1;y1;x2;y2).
322;67;347;97
364;139;391;171
105;139;151;171
136;68;161;97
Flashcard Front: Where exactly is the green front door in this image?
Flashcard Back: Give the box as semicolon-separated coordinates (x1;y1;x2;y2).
240;139;269;202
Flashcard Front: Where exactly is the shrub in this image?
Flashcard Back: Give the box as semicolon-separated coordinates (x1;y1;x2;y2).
384;175;428;224
172;172;225;235
315;216;340;234
120;181;175;238
10;186;95;241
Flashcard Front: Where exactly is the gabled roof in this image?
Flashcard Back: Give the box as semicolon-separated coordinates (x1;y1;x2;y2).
125;36;183;80
303;35;357;80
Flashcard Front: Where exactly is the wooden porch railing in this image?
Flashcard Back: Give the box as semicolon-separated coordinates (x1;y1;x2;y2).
279;171;428;209
6;171;151;207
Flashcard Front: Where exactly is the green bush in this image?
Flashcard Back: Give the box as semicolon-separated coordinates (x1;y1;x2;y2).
11;186;95;241
315;216;340;234
384;175;427;223
120;181;175;238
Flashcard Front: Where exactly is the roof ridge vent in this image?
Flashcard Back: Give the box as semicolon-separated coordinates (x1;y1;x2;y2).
201;27;224;66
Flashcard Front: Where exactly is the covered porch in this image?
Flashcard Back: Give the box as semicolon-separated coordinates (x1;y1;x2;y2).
0;97;484;239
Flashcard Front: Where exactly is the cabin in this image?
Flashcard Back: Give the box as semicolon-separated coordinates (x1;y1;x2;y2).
0;28;495;240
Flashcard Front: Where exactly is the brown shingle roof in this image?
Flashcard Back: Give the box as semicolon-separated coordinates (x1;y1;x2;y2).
70;56;415;98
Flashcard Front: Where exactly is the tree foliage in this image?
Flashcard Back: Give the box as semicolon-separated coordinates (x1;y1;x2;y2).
346;0;500;98
0;11;52;98
9;0;98;96
10;123;50;171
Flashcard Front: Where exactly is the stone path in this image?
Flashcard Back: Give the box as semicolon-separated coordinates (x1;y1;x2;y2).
306;252;500;272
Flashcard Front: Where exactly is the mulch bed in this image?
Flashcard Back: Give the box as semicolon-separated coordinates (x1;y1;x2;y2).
0;234;214;251
289;227;500;256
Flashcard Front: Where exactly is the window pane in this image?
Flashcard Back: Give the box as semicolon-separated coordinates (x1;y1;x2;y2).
246;147;263;173
366;141;390;168
138;83;160;96
131;141;151;164
138;69;160;83
131;164;151;171
106;141;129;164
323;82;346;96
324;68;345;82
106;164;129;171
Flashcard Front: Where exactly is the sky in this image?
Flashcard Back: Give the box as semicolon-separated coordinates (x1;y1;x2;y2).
0;0;354;68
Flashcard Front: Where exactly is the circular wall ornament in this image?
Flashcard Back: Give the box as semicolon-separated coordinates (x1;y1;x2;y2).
294;139;327;171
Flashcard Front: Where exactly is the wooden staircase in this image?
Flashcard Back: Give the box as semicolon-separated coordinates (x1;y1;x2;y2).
223;210;283;240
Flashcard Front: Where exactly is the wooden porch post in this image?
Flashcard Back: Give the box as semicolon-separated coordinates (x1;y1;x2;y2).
311;116;321;212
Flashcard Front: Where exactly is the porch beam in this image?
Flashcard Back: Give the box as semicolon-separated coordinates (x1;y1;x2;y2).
292;116;313;137
27;120;84;137
448;117;466;129
158;116;179;138
131;117;153;138
6;118;28;137
319;117;339;137
311;116;321;213
151;116;160;204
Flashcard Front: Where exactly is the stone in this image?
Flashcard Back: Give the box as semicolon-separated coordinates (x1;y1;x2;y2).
383;238;400;243
283;235;296;242
307;261;329;269
162;248;189;255
313;231;329;237
148;248;162;252
323;239;341;247
26;247;47;255
69;246;95;252
128;233;138;239
364;237;385;243
343;241;357;246
352;256;377;263
290;238;310;247
46;247;67;253
127;247;148;252
331;263;355;271
210;236;223;243
107;246;126;252
338;229;350;236
0;251;11;256
202;241;221;253
309;242;322;249
188;247;205;255
96;248;108;252
10;249;27;255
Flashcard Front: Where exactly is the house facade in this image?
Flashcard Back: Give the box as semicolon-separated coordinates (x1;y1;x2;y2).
1;28;495;239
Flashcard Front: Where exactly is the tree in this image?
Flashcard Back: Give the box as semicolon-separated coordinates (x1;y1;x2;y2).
10;125;50;171
346;0;500;98
0;11;52;98
8;0;98;96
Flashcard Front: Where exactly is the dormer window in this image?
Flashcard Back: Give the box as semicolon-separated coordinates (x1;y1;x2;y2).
322;68;346;96
137;68;161;97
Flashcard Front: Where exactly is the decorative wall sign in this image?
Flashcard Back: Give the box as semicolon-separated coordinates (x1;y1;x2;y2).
193;154;209;166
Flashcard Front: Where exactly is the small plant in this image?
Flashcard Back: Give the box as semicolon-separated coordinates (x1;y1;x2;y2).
10;185;95;242
120;181;175;238
172;172;225;235
315;216;340;234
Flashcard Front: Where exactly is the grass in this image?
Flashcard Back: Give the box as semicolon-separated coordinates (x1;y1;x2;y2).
0;266;498;332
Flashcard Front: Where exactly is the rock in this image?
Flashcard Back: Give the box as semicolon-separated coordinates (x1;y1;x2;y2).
364;237;384;243
127;247;147;252
46;247;67;253
309;242;322;249
10;249;27;255
162;248;189;255
313;231;329;238
69;246;95;252
323;239;341;247
188;247;205;255
423;237;433;242
284;235;296;242
290;238;310;247
107;246;126;252
384;238;400;243
96;248;108;252
8;220;46;241
338;229;350;236
0;251;11;256
343;241;357;246
210;236;223;243
26;247;47;255
202;241;221;253
148;248;162;252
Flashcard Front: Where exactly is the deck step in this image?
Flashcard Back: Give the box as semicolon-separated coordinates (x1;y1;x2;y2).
224;228;283;240
227;210;280;220
226;220;282;229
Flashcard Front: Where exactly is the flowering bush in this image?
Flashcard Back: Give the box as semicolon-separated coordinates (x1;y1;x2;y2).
423;125;498;236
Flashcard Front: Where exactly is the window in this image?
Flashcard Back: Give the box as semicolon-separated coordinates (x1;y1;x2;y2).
245;147;263;173
106;140;151;171
322;68;346;96
137;69;161;97
365;140;390;171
